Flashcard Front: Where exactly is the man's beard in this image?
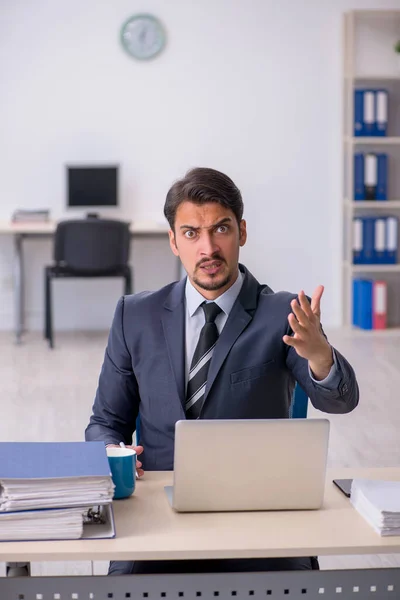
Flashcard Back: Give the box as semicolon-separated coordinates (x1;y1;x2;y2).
192;266;232;292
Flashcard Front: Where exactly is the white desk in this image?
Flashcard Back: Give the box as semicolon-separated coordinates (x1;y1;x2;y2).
1;468;400;563
1;468;400;599
0;220;170;236
0;220;174;344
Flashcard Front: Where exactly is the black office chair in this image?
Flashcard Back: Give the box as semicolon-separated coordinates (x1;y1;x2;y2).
44;218;132;348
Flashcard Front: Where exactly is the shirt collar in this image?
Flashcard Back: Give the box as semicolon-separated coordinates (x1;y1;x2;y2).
185;269;244;318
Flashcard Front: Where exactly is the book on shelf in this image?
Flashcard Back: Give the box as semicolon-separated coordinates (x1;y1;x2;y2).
354;153;387;201
354;89;388;137
376;90;389;137
352;279;387;330
11;209;50;223
352;216;398;265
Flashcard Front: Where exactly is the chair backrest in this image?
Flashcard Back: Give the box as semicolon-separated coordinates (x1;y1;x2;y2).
54;218;131;272
290;384;308;419
136;414;141;447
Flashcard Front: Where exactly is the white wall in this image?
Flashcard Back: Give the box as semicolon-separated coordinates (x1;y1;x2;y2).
0;0;398;330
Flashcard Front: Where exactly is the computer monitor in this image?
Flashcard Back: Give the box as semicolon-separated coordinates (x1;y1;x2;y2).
67;165;118;209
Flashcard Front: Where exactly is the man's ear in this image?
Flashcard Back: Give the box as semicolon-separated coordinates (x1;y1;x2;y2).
239;219;247;247
169;229;179;257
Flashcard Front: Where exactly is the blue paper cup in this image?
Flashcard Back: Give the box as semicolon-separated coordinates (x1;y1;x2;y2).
106;447;136;499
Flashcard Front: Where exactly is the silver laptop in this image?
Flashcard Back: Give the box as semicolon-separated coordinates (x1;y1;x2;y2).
165;418;330;512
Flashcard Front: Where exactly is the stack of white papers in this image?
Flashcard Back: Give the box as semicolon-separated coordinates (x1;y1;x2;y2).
0;508;84;541
351;479;400;536
0;477;114;512
11;209;50;223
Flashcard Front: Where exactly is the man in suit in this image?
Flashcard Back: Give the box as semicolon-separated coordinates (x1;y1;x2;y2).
85;167;359;574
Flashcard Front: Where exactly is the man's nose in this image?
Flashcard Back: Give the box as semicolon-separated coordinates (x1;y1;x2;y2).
200;232;219;256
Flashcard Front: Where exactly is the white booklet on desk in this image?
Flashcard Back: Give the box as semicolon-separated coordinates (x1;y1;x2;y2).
351;479;400;536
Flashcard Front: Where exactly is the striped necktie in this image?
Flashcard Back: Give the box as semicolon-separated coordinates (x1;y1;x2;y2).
186;302;222;419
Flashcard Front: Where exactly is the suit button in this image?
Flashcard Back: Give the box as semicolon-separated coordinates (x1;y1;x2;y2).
341;383;348;395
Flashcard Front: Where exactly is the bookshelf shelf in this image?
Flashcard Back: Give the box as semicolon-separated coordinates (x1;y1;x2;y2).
344;262;400;273
343;10;400;331
345;200;400;209
346;137;400;145
348;76;400;81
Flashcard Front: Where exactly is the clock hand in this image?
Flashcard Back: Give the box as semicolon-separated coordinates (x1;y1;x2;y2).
139;28;147;44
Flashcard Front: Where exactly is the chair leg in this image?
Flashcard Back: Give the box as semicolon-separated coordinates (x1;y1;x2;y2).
46;270;54;349
311;556;320;570
124;267;133;295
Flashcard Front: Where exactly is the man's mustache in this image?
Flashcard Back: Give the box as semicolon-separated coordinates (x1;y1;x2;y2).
196;255;225;269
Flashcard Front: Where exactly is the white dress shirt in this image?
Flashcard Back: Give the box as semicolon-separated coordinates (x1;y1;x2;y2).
185;270;244;386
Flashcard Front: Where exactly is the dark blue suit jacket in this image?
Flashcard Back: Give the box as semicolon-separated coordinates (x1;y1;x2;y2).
85;265;359;470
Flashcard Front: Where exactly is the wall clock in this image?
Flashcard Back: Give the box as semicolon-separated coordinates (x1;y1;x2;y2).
120;14;166;60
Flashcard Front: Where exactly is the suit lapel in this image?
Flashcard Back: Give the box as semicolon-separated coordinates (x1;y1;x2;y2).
204;265;261;402
161;279;186;409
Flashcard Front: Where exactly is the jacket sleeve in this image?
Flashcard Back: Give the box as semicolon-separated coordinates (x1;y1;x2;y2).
85;296;139;445
285;336;359;415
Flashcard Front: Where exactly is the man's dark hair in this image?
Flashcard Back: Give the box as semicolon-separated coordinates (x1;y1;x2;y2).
164;167;244;230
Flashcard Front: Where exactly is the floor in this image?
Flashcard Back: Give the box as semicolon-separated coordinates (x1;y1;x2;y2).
0;327;399;575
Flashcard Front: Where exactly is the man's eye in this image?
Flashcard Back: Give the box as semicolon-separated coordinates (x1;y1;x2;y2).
184;230;196;239
216;225;228;233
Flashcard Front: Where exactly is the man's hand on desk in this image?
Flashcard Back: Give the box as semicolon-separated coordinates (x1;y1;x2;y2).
282;286;334;381
106;444;145;477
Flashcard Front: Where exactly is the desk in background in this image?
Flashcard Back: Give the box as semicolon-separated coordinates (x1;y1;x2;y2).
1;468;400;598
0;220;178;344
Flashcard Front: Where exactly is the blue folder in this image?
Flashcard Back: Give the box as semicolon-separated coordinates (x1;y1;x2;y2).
0;441;110;480
375;90;388;137
354;154;364;200
353;218;363;264
376;154;388;201
362;217;376;264
0;442;115;541
352;278;373;330
358;280;373;330
385;217;398;264
364;153;377;200
374;218;386;264
352;279;360;327
354;90;365;136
